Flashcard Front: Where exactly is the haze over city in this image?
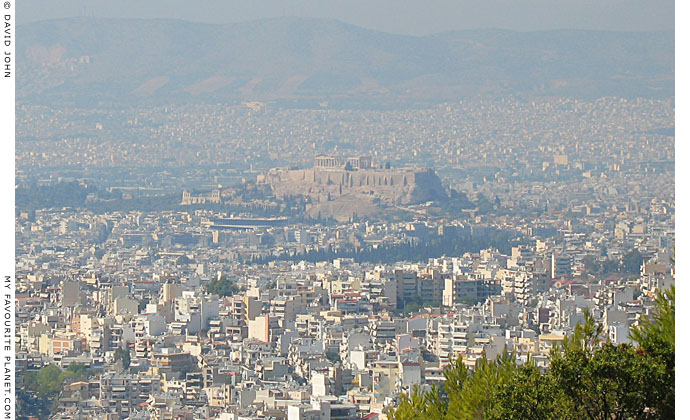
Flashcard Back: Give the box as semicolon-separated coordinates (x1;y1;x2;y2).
19;0;674;33
13;2;676;420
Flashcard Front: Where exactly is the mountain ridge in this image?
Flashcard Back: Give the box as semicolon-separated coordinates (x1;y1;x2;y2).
17;17;674;104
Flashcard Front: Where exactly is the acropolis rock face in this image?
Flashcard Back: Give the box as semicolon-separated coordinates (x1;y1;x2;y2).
258;167;448;207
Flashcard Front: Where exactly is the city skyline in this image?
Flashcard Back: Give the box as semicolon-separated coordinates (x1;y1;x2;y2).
9;3;677;420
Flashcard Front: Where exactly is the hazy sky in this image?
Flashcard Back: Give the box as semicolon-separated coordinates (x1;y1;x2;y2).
19;0;673;34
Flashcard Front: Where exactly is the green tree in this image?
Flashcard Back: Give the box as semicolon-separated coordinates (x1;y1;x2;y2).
64;363;90;377
114;347;131;370
404;302;421;315
176;255;195;265
486;362;565;420
582;255;598;273
261;234;276;247
459;297;480;306
443;355;470;397
621;249;643;273
206;275;241;297
389;289;675;420
445;351;517;420
630;286;674;349
548;309;671;419
28;364;63;400
23;363;92;403
389;384;446;420
629;286;675;418
325;350;341;363
602;259;620;274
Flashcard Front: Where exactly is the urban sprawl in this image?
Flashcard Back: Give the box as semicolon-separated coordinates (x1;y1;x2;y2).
15;96;674;420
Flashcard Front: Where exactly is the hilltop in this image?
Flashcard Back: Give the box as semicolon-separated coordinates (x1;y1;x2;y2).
17;17;673;105
258;160;472;221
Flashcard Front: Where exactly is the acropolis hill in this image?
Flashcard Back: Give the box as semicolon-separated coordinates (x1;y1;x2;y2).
257;156;449;220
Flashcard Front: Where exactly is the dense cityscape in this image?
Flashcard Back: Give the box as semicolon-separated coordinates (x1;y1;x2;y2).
14;90;675;419
10;0;680;415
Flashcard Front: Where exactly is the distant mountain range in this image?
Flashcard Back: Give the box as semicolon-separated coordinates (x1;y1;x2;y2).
17;17;674;105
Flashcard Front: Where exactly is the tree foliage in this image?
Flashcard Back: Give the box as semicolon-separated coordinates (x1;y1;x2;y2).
549;324;668;419
486;363;563;420
325;350;341;363
630;286;674;350
445;352;517;420
581;248;645;276
24;364;63;400
628;285;675;418
114;347;131;370
206;275;241;297
621;249;644;273
390;384;446;420
23;363;92;401
254;229;522;265
390;288;675;420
